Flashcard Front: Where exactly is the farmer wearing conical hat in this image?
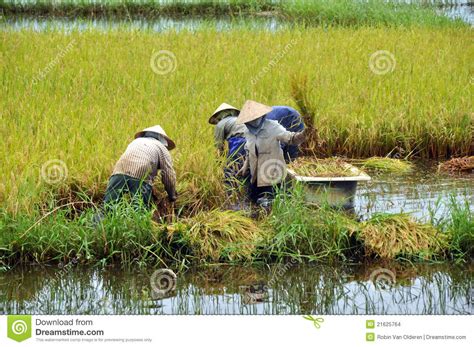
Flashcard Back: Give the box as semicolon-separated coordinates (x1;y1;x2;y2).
210;103;305;184
209;103;247;190
104;125;177;209
236;100;306;203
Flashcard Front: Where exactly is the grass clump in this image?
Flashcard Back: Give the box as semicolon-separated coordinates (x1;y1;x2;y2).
0;202;169;266
163;209;264;262
1;193;469;266
358;157;413;174
288;157;355;177
434;197;474;259
351;213;449;260
446;200;473;259
262;185;357;262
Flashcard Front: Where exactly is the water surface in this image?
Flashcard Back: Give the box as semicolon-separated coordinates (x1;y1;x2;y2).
1;263;472;315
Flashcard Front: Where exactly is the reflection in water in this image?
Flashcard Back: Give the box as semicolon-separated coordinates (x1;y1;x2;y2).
0;16;286;32
438;1;474;24
1;263;472;315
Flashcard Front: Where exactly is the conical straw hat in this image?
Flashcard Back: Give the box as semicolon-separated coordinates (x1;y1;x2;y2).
235;100;272;125
135;125;176;150
208;103;240;124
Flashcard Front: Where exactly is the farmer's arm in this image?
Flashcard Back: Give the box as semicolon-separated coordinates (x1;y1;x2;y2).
159;148;177;202
275;123;306;145
237;145;250;177
214;122;226;154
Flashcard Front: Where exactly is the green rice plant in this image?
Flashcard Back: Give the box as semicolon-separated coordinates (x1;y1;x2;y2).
0;194;462;266
436;196;474;259
358;157;413;174
0;201;172;266
350;213;449;260
163;209;264;262
261;184;357;261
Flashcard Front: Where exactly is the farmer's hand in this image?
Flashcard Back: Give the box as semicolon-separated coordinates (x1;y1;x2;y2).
236;167;246;177
237;158;249;177
168;193;178;203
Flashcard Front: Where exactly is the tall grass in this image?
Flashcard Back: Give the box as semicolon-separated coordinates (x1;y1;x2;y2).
1;192;471;266
0;0;465;27
262;185;358;261
0;202;164;266
1;27;472;212
435;197;474;259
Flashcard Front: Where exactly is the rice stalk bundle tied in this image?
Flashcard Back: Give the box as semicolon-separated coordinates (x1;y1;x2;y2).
438;156;474;174
359;157;413;174
288;157;355;177
351;214;449;260
165;210;264;262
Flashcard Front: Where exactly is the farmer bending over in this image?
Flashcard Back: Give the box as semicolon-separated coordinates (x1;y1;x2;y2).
237;100;305;204
104;125;177;209
209;103;247;191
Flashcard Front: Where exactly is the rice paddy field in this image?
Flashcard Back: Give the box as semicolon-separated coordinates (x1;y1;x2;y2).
0;0;473;315
1;26;473;212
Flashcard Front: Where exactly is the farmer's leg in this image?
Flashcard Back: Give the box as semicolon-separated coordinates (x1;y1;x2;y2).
125;177;152;210
225;137;247;189
259;186;274;200
104;174;129;206
139;182;153;209
247;180;264;204
258;183;284;202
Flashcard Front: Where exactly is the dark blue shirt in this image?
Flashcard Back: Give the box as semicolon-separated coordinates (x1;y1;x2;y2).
266;106;305;161
267;106;305;133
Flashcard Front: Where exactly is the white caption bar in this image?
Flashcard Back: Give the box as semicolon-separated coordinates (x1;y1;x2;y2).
0;315;472;346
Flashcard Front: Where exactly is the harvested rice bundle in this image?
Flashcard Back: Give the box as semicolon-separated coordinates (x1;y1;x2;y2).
359;157;412;174
165;210;264;262
351;213;448;260
288;157;355;177
438;156;474;174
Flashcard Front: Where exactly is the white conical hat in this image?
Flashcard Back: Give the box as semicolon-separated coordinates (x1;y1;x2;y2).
208;103;240;124
135;125;176;150
235;100;272;125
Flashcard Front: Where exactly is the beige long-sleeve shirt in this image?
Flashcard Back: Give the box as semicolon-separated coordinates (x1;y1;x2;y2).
243;120;305;187
112;137;176;198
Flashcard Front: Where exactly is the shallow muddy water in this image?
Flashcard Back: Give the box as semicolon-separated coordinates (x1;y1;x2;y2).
0;16;286;32
354;169;474;221
1;262;472;315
